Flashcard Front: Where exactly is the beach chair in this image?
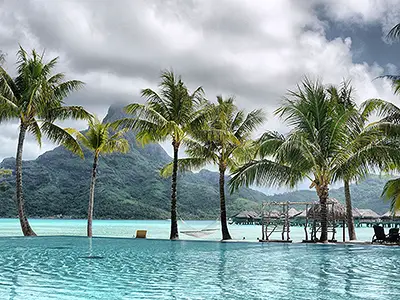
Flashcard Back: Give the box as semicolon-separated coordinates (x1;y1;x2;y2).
388;228;399;243
135;230;147;238
372;225;388;243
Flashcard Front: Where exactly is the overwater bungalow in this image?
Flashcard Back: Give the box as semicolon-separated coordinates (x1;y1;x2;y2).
231;211;261;225
354;208;381;227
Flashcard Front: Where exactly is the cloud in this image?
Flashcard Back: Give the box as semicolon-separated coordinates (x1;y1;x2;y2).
0;0;399;193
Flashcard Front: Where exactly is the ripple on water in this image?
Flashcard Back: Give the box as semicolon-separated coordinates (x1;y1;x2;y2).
0;237;399;300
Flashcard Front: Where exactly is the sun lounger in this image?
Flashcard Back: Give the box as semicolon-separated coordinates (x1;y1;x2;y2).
372;225;388;243
388;228;399;243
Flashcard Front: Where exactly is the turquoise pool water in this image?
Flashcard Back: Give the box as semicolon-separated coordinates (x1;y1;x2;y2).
0;237;399;299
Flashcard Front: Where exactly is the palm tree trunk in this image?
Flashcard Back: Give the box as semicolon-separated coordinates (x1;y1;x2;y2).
344;180;357;240
219;164;232;240
87;152;99;237
318;184;329;242
170;141;179;240
16;124;36;236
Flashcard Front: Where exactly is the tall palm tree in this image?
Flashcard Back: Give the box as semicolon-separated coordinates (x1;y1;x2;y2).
161;96;265;240
114;70;207;239
67;117;129;237
0;47;90;236
230;79;400;242
230;79;363;242
332;92;400;240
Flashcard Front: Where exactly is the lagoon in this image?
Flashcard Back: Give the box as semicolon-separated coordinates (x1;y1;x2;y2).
0;218;376;242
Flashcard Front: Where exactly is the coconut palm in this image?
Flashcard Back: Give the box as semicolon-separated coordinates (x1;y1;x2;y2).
381;178;400;215
378;23;400;94
331;86;400;240
0;47;90;236
161;96;264;240
114;70;207;239
67;117;129;237
230;79;363;242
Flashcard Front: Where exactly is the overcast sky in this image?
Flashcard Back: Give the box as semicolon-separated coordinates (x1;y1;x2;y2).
1;0;400;193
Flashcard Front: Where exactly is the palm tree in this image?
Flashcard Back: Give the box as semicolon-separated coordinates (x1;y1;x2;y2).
0;47;90;236
331;88;400;240
230;79;400;242
381;178;400;215
378;22;400;94
161;96;265;240
230;79;364;242
114;70;207;239
67;117;129;237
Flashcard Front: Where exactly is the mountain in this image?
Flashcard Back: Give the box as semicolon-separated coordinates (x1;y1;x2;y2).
0;105;393;219
0;105;267;219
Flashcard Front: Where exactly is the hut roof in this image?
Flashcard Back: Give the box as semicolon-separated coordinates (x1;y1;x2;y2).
288;208;301;218
356;209;380;219
307;198;346;220
232;210;259;219
380;210;400;219
352;208;362;218
296;209;308;218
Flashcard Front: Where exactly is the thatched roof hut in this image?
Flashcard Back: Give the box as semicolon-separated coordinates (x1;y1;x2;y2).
307;198;346;220
232;210;259;219
356;209;380;219
296;209;308;219
380;211;400;220
288;208;301;218
352;208;362;218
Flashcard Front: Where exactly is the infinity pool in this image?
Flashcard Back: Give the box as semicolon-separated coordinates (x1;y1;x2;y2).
0;237;399;299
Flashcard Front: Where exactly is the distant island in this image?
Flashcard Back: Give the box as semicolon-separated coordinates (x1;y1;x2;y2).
0;105;392;219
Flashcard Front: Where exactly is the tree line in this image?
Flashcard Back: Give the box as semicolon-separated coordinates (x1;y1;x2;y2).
1;22;400;242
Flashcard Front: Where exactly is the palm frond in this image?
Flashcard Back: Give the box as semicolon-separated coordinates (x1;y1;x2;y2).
381;178;400;214
387;23;400;41
27;120;42;147
160;157;208;178
41;121;84;158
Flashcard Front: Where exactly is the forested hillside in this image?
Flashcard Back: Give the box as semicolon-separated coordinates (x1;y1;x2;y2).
0;106;393;219
0;105;266;219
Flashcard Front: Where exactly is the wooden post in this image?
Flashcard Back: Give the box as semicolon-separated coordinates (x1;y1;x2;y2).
332;202;336;241
287;201;290;241
342;220;345;242
281;203;285;241
261;203;265;240
304;204;309;241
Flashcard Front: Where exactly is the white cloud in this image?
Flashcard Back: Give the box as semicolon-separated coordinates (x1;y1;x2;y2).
0;0;399;194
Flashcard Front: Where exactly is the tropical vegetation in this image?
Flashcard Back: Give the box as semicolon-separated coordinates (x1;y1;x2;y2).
161;96;265;240
0;47;90;236
66;117;129;237
114;70;208;239
0;37;400;242
229;79;400;242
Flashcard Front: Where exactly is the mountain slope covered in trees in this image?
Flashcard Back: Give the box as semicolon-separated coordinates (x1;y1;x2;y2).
0;106;392;219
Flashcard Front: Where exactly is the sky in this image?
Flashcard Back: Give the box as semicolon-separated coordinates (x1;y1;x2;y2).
1;0;400;193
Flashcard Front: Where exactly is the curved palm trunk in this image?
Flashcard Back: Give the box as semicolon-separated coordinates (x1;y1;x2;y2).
318;184;329;242
219;164;232;240
344;180;357;240
170;141;179;240
16;124;36;236
87;151;99;237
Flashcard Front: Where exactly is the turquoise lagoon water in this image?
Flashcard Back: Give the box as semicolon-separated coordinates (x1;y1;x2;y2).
0;236;399;299
0;218;376;242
